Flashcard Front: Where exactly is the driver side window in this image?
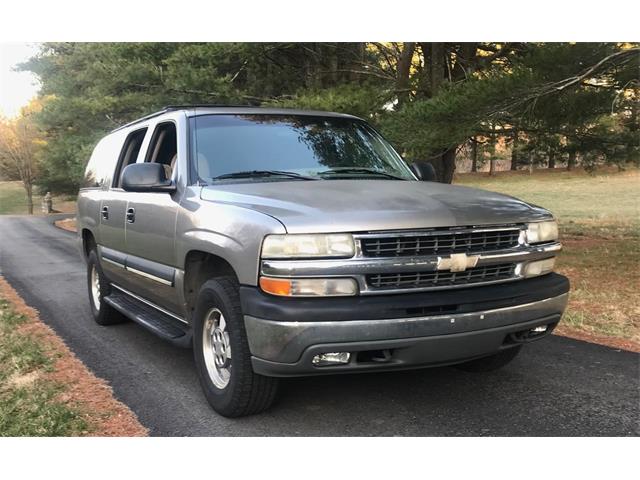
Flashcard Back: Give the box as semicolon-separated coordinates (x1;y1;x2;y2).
146;122;177;180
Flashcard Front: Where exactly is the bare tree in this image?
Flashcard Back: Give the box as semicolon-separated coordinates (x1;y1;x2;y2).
0;109;42;215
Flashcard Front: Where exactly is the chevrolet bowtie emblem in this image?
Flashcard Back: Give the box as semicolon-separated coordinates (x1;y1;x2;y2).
437;253;479;272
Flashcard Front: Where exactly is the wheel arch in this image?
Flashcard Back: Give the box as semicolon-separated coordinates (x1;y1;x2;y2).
81;228;97;259
183;249;240;320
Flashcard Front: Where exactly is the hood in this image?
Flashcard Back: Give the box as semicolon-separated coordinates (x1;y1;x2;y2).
200;180;552;234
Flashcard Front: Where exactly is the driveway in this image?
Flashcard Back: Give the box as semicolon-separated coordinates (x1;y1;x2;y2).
0;215;637;436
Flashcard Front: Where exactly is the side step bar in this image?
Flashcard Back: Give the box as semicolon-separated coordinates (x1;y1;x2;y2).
104;288;192;348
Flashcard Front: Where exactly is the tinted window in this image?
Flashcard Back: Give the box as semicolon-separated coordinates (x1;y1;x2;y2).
83;133;129;189
190;115;414;181
112;128;148;187
146;122;177;180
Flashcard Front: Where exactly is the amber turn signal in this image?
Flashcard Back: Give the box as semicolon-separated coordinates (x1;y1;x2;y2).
259;277;292;296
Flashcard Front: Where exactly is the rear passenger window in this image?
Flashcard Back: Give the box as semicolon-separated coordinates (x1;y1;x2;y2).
83;135;122;189
112;128;148;188
145;122;177;180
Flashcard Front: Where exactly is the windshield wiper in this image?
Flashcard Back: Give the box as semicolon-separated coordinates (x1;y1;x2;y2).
317;167;404;180
212;170;316;181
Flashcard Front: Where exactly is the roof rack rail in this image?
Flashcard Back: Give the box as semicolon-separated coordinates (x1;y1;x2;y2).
109;108;170;133
163;103;256;110
109;104;261;133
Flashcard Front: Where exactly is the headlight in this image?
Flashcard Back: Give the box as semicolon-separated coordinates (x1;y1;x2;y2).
261;234;355;259
526;220;558;244
259;276;358;297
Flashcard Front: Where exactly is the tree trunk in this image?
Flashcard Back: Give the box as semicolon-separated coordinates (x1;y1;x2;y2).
457;43;478;79
425;43;456;183
489;157;496;176
567;151;576;171
510;131;519;170
24;183;34;215
417;43;432;98
329;43;339;84
548;150;556;169
350;43;366;82
627;86;638;163
414;43;476;183
429;43;445;95
303;43;320;88
429;148;457;183
471;138;478;173
396;42;415;108
528;156;534;174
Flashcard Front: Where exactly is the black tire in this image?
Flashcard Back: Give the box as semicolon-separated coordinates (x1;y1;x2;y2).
455;345;523;372
193;276;279;417
86;250;126;325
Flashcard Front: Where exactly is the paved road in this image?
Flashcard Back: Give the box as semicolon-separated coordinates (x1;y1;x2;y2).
0;215;638;436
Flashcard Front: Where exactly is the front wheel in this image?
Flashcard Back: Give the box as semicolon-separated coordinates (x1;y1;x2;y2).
193;276;279;417
455;345;522;372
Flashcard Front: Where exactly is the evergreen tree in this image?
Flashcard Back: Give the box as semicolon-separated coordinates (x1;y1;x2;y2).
20;42;639;192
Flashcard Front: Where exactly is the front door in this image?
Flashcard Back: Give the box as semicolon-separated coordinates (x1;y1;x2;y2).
123;116;185;315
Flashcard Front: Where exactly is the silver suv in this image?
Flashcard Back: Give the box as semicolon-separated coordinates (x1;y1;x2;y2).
78;106;569;417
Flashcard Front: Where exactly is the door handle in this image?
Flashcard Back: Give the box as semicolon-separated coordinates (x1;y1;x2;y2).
126;207;135;223
101;206;109;220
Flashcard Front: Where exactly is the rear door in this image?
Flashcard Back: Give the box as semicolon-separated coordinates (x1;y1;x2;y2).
121;112;187;314
98;127;148;287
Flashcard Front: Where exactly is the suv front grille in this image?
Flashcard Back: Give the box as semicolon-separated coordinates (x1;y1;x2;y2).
361;229;521;258
366;263;516;290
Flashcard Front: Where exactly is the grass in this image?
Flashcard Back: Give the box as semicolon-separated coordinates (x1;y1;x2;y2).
0;299;88;436
0;181;76;215
457;167;640;344
455;168;640;238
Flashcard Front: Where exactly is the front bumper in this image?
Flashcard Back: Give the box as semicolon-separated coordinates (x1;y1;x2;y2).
241;274;570;377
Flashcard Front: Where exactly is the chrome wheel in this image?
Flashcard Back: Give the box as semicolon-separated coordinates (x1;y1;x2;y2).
90;264;101;311
202;308;232;389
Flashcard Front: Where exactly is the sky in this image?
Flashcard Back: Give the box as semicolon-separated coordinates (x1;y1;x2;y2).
0;43;41;118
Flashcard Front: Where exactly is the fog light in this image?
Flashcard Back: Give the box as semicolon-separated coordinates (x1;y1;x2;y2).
532;325;548;333
312;352;351;366
523;258;556;278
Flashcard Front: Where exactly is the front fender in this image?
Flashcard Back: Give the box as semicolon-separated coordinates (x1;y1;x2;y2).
176;190;286;286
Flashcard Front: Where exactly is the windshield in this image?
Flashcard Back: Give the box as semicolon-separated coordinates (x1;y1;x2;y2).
189;114;416;182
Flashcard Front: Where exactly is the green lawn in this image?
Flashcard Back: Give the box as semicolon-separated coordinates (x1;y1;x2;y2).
0;181;32;215
0;181;76;215
0;299;88;436
456;168;640;238
457;167;640;343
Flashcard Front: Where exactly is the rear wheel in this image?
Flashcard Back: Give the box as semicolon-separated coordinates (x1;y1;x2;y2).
86;250;126;325
193;276;279;417
456;345;522;372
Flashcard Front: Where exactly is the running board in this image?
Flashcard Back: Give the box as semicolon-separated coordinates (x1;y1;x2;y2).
104;289;192;347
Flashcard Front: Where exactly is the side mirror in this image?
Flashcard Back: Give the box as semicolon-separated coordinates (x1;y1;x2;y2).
121;163;176;193
410;161;438;182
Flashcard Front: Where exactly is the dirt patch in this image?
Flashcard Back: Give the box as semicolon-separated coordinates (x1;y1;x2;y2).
54;217;77;233
5;371;41;389
0;276;147;436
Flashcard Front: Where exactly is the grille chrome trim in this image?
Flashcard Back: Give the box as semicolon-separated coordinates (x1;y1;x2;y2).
354;226;524;238
367;263;516;290
358;227;522;258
